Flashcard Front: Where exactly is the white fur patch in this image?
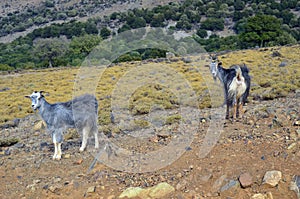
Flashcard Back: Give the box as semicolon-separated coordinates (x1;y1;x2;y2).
229;76;247;99
30;91;42;99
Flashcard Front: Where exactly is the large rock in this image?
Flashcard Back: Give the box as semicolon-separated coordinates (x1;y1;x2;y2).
239;172;253;188
262;170;282;187
33;120;46;131
212;175;227;191
148;182;175;198
220;180;239;192
119;187;143;198
119;182;175;198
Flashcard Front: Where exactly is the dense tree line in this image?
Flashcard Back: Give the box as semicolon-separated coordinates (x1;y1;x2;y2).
0;0;300;70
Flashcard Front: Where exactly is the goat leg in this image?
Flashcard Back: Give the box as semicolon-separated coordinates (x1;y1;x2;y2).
52;142;62;160
232;104;237;121
226;105;230;119
56;143;62;160
53;142;58;160
52;130;63;160
94;131;99;149
238;103;244;118
80;128;88;152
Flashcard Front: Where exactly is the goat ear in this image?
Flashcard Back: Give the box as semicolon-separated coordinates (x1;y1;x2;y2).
218;62;223;66
25;95;31;98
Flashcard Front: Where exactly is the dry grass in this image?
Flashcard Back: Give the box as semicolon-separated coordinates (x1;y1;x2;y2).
0;45;299;127
219;45;300;100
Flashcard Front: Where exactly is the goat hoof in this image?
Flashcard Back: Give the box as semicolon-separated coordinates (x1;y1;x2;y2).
55;155;61;160
52;154;61;160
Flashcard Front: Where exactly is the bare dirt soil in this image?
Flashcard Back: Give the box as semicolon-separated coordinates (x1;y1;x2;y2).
0;91;299;199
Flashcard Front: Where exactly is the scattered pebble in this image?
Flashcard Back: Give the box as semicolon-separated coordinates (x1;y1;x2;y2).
176;179;188;190
53;177;61;183
86;186;96;193
74;159;83;165
294;121;300;126
251;192;273;199
287;143;297;150
279;61;287;67
14;142;25;148
176;173;183;178
63;153;71;159
107;195;115;199
48;185;59;193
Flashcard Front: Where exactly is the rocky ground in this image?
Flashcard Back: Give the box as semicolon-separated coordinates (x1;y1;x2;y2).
0;91;299;199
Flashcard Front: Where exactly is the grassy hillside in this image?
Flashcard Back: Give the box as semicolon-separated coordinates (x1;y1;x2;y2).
0;45;299;127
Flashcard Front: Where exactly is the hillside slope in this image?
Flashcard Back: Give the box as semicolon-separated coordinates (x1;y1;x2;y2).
0;0;181;43
0;47;299;198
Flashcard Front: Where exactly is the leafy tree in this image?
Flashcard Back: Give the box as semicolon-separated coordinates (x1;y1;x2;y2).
163;6;179;20
150;13;166;27
206;8;217;17
279;10;295;24
110;12;119;20
141;48;166;59
114;51;142;63
234;0;245;11
185;10;201;23
44;0;54;7
196;29;208;38
34;16;47;25
142;10;154;23
238;15;284;47
67;9;77;17
233;11;246;21
176;14;192;30
67;34;102;63
118;24;131;33
126;16;146;29
201;18;224;31
100;27;111;40
56;12;68;20
273;31;297;46
84;20;98;34
33;37;69;68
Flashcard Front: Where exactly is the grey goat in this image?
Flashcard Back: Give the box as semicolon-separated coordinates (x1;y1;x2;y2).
209;55;251;120
26;91;99;160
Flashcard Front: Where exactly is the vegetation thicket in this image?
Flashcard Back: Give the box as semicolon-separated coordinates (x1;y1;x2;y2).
0;0;299;70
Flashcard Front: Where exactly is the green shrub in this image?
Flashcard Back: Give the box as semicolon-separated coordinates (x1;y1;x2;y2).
0;64;14;71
